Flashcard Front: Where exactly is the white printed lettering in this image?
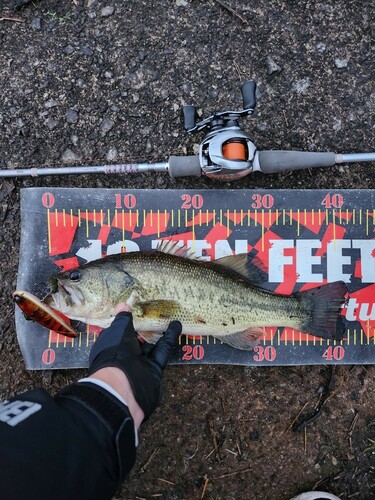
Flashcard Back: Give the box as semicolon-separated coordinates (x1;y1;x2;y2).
0;400;42;427
268;240;294;282
296;240;322;283
352;240;375;283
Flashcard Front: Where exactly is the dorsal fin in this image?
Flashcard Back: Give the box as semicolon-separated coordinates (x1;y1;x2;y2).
155;240;203;260
214;254;268;285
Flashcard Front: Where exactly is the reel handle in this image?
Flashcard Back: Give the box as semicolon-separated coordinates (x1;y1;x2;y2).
241;80;257;111
182;105;197;131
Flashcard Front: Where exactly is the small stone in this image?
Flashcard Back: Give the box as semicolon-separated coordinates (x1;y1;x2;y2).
64;45;75;55
132;93;140;103
316;42;326;52
61;149;79;162
335;58;348;68
256;122;267;132
101;6;115;17
80;46;93;56
106;147;118;161
46;119;59;130
16;118;24;128
176;0;188;5
104;71;113;79
100;118;114;137
87;0;96;7
292;78;310;94
71;135;79;146
31;17;41;30
66;109;79;123
44;99;59;109
265;56;282;75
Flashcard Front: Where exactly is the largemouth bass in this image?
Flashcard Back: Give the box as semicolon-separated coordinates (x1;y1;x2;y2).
43;242;347;350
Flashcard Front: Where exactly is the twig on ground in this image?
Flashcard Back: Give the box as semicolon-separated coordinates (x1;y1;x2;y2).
284;402;308;433
0;15;25;22
140;448;160;473
200;475;209;499
213;0;248;25
347;409;359;452
214;467;252;479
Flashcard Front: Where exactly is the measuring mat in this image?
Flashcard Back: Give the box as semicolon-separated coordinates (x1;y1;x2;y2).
15;188;375;369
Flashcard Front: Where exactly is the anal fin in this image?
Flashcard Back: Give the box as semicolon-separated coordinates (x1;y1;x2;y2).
218;327;265;350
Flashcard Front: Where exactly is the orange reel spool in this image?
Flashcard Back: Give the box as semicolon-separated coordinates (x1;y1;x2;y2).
222;140;247;160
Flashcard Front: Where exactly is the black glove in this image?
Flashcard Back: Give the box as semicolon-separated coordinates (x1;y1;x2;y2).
88;312;182;420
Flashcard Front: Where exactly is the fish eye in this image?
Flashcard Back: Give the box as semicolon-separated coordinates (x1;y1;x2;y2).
69;270;82;282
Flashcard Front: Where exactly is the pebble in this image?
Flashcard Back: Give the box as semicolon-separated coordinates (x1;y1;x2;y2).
100;118;114;137
64;45;75;55
46;119;59;130
61;149;79;162
265;56;282;75
335;58;348;68
106;147;118;161
66;109;79;123
101;6;115;17
292;78;310;94
31;18;42;30
80;46;93;56
44;99;59;109
71;135;79;146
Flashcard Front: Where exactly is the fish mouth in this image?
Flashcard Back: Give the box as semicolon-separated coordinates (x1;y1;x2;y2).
46;279;84;308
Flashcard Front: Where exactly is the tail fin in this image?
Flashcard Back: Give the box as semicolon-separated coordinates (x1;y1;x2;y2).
296;281;347;340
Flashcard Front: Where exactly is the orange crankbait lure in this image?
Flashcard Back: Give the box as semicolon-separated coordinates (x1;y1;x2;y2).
13;290;78;338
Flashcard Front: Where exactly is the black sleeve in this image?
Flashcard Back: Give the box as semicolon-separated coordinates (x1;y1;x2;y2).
0;382;136;500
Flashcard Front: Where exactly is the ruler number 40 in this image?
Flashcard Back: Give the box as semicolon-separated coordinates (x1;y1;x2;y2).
321;193;344;209
322;346;345;361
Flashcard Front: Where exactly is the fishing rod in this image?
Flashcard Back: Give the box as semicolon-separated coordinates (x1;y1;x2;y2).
1;81;374;182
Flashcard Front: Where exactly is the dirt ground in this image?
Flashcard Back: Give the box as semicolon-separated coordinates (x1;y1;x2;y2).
0;1;374;499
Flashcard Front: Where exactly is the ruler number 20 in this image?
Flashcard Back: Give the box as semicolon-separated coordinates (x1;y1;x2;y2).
181;194;204;209
181;344;205;361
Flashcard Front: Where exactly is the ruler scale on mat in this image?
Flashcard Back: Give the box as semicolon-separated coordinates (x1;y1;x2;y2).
16;188;374;370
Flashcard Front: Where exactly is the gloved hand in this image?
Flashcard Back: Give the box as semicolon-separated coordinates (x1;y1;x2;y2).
88;312;182;420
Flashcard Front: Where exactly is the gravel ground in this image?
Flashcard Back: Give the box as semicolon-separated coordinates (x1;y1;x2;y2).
0;1;374;499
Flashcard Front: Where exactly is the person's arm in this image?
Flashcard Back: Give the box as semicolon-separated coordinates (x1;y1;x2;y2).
0;310;181;500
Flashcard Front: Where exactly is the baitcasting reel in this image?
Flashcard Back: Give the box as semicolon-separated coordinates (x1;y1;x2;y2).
182;81;258;181
0;80;374;181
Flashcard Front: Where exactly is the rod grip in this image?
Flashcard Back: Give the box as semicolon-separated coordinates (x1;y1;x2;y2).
258;150;336;173
168;155;202;177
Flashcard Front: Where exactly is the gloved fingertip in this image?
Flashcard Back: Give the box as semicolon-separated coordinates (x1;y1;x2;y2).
166;320;182;336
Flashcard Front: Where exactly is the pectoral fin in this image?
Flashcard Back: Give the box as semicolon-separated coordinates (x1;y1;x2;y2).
133;300;181;319
218;327;265;350
138;331;163;344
